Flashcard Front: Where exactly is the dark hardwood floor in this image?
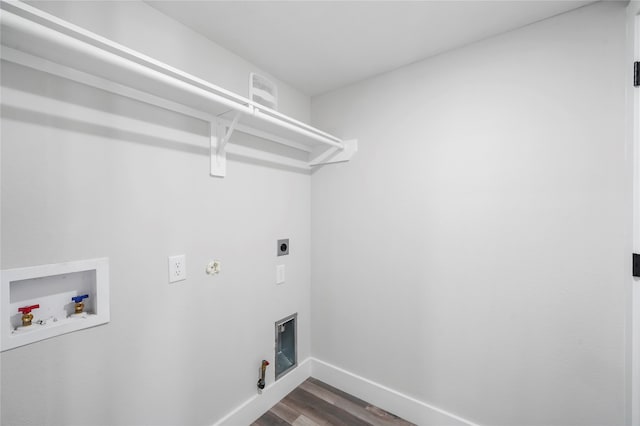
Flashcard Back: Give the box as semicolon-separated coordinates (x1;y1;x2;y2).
252;377;415;426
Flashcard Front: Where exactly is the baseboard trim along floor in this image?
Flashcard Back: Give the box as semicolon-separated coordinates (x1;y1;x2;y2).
213;358;313;426
213;357;479;426
311;358;478;426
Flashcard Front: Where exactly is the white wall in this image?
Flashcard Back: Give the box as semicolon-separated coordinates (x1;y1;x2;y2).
311;2;628;425
1;2;311;425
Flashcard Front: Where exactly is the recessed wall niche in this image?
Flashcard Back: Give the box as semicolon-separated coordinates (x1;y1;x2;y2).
275;313;297;380
1;258;110;351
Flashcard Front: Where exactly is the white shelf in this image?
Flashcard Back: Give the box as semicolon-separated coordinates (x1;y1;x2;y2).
0;1;357;176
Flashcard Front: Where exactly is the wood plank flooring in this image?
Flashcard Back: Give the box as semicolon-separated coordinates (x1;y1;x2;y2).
252;378;415;426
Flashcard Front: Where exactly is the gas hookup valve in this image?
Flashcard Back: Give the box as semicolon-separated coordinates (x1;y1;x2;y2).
257;360;269;390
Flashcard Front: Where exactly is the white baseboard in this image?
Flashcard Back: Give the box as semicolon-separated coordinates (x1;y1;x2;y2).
211;357;478;426
311;358;479;426
212;357;312;426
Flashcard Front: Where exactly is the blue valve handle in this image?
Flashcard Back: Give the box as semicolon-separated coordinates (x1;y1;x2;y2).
71;294;89;303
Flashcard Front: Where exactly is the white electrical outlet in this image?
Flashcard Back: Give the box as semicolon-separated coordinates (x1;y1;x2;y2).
168;255;186;283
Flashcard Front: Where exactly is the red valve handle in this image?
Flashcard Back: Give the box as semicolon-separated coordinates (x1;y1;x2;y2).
18;304;39;314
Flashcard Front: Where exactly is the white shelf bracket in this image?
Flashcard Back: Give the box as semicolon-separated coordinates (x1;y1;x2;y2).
218;111;242;155
210;121;226;177
309;139;358;167
210;112;242;178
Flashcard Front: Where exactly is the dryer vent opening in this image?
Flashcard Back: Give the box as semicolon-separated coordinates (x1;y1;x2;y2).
275;313;297;380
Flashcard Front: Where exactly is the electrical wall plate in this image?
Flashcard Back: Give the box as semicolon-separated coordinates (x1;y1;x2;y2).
168;255;186;283
277;239;289;256
276;265;285;285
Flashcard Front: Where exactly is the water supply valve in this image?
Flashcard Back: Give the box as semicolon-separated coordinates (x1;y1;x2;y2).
18;304;40;327
257;360;269;390
71;294;89;315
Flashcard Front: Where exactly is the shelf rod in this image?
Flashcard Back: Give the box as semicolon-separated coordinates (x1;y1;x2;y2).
0;11;253;116
253;109;344;149
252;105;343;144
1;0;251;107
3;8;342;151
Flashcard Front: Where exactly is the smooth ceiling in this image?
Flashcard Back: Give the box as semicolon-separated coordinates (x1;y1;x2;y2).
147;1;595;96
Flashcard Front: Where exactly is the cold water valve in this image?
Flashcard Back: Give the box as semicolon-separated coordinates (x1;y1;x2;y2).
70;294;89;318
72;295;89;313
18;304;39;327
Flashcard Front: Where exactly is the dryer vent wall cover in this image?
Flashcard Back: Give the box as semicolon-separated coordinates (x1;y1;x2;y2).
250;73;278;111
275;313;297;380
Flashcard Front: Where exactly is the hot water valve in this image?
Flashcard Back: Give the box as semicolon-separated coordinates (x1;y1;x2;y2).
18;304;40;327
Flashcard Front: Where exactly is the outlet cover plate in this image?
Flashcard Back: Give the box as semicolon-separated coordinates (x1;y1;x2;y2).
276;265;285;284
168;255;186;283
277;239;289;256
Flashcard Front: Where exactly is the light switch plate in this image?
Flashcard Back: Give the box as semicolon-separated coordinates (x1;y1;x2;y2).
168;255;186;283
276;265;285;285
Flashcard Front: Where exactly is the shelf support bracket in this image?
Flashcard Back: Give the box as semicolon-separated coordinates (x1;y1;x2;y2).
218;111;241;155
309;139;358;167
210;112;242;177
